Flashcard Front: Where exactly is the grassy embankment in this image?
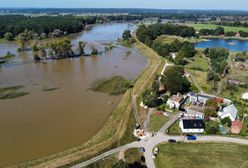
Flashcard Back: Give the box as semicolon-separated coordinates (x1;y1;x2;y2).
12;36;163;168
133;38;165;124
0;85;29;99
155;143;248;168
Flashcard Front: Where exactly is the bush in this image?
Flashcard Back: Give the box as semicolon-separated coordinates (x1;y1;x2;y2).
205;121;219;134
221;117;232;127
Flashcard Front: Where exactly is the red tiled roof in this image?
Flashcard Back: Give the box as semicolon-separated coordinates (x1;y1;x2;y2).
231;120;243;134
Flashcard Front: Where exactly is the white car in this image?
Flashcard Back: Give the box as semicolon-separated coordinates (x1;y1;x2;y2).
154;147;159;154
152;154;156;159
163;112;169;116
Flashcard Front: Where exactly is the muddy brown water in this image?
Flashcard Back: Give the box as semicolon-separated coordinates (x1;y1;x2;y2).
0;23;147;167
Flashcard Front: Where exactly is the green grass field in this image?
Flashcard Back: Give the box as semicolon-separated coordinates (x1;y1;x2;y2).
167;121;181;135
186;51;209;72
188;23;248;32
124;148;141;164
148;115;168;132
155;35;203;44
186;69;211;93
155;143;248;168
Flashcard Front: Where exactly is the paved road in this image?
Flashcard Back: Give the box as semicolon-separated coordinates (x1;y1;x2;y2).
143;108;155;131
71;133;248;168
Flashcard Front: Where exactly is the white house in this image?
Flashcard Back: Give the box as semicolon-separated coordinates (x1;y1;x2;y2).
167;93;184;109
218;104;238;121
185;108;205;119
188;92;211;104
179;119;205;133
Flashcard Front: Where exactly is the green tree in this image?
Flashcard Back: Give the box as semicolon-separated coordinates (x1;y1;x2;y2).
4;32;14;41
77;41;86;56
221;117;232;127
205;121;219;134
91;46;98;55
112;160;129;168
39;47;47;59
122;30;132;41
214;26;225;36
48;39;73;58
161;65;190;95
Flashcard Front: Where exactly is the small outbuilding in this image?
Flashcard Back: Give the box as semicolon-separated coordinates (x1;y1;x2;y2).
231;120;243;134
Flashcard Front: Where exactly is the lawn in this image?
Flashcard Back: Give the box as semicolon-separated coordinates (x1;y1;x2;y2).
221;84;247;100
186;51;209;72
148;115;168;132
155;143;248;168
188;23;248;32
167;121;181;135
155;35;203;44
124;148;141;164
186;69;211;93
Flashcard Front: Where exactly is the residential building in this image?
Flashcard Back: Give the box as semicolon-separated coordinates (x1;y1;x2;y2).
218;104;238;121
188;92;211;104
179;119;205;133
185;108;205;119
167;92;184;109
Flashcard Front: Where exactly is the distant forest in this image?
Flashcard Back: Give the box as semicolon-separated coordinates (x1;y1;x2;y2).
0;15;142;40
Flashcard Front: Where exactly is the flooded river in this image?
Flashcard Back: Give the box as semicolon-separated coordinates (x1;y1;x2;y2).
0;23;147;167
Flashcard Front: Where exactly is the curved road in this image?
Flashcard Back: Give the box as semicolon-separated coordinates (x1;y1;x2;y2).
72;133;248;168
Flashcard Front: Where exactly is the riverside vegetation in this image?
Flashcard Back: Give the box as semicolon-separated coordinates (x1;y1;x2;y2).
0;85;29;99
91;76;132;95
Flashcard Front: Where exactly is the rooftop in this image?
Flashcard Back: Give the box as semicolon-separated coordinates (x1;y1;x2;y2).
182;119;205;129
169;92;184;103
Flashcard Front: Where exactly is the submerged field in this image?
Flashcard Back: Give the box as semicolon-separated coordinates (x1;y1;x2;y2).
155;143;248;168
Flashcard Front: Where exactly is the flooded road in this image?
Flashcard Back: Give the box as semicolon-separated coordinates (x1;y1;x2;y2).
0;23;147;167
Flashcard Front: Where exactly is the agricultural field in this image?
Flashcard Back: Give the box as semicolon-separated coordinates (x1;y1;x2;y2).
155;143;248;168
187;23;248;32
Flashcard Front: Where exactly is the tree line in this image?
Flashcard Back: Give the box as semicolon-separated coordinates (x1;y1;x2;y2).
136;24;196;65
0;15;143;41
136;23;195;46
199;26;248;37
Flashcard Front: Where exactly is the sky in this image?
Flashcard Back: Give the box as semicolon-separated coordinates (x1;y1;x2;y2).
1;0;248;10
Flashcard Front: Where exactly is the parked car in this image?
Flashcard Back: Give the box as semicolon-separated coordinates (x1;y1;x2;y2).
152;154;156;159
139;147;145;152
163;112;169;116
141;156;146;162
168;139;177;143
187;135;197;141
154;147;159;154
155;112;163;116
